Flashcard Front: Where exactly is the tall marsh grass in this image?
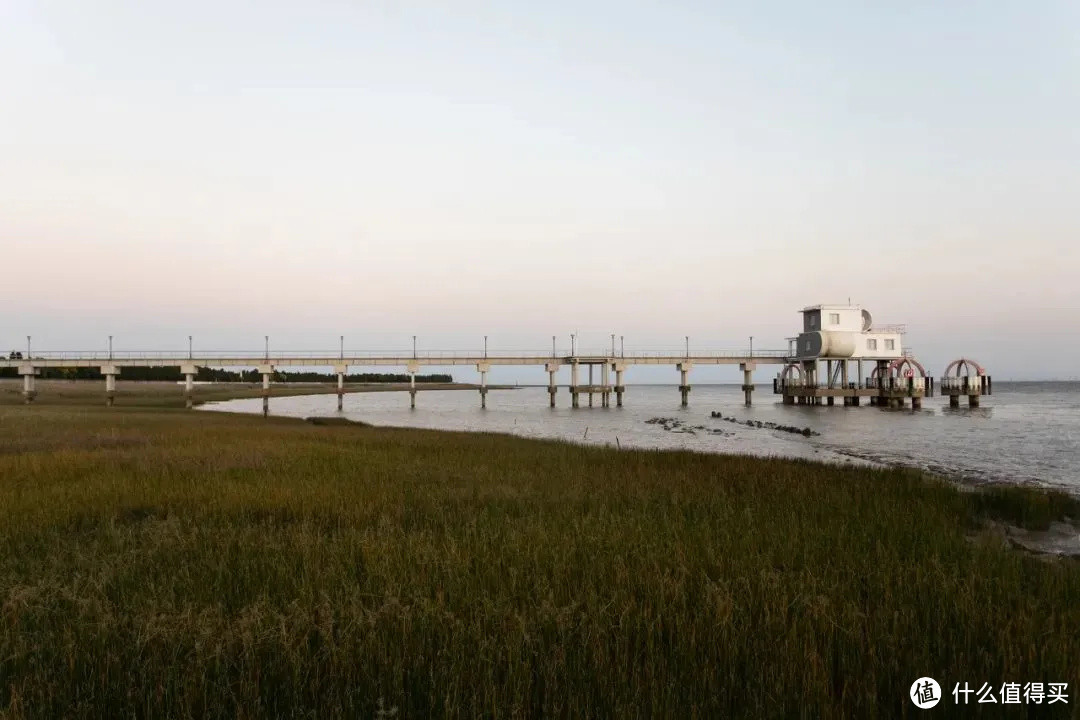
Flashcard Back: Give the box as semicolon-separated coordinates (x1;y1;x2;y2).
0;401;1077;718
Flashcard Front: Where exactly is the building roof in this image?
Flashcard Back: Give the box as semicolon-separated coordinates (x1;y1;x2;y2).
800;304;861;313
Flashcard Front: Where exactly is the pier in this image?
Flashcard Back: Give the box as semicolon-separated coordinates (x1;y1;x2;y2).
3;347;787;411
4;303;989;412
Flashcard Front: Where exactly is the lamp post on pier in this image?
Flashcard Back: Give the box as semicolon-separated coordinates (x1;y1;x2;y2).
750;336;753;358
188;335;193;360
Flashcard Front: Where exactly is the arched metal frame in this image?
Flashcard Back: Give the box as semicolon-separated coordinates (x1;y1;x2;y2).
780;363;804;381
887;357;927;378
943;358;985;377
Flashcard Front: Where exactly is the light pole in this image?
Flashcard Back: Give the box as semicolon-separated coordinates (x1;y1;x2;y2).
570;334;576;356
484;335;488;359
552;336;556;358
188;335;192;360
109;335;113;360
620;335;624;358
749;336;753;358
264;336;269;361
412;335;417;359
685;336;689;359
26;335;30;358
611;333;615;356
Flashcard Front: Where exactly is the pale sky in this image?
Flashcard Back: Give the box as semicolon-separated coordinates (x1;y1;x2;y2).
2;1;1078;381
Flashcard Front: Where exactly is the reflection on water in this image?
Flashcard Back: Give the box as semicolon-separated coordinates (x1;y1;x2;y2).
201;382;1079;493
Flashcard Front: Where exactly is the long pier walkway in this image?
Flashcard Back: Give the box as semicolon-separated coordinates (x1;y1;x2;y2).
3;348;788;411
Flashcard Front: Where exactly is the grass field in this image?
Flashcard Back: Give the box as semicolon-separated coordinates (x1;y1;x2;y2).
0;384;1078;718
0;379;490;410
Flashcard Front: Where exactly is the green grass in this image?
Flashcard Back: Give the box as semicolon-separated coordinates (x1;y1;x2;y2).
0;391;1077;718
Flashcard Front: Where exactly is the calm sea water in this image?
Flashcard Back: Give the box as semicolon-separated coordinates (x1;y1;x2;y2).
201;382;1080;493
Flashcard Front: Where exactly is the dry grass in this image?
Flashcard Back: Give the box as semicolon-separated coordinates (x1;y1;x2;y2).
0;379;488;410
0;390;1077;718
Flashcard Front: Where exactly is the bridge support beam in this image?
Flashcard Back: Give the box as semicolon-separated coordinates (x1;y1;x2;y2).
477;362;490;408
102;365;119;406
678;362;692;407
257;364;273;417
570;362;580;409
601;363;610;408
181;364;197;409
545;363;559;407
740;362;755;406
407;362;419;409
614;363;625;407
19;365;36;404
333;364;347;411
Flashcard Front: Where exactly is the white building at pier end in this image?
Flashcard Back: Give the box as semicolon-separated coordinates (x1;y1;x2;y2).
790;304;904;360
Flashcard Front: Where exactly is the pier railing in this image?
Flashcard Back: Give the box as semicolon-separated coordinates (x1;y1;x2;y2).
9;349;791;362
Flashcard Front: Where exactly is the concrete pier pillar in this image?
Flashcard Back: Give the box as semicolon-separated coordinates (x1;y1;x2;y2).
545;363;559;408
180;364;197;409
102;365;119;406
334;364;347;411
912;396;922;410
740;362;755;406
407;362;419;409
968;394;980;408
261;372;271;417
614;363;625;407
20;367;36;404
678;362;692;407
601;363;610;408
950;395;960;408
477;362;490;409
588;365;594;407
827;396;835;406
570;362;580;409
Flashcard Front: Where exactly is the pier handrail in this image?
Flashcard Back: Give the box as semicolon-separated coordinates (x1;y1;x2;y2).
12;349;792;361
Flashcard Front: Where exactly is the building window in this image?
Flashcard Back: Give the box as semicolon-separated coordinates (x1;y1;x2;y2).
829;313;840;325
885;339;895;350
867;339;878;350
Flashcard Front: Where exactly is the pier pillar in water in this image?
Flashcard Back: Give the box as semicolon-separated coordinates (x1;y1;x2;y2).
841;361;850;406
102;365;119;406
477;362;490;409
950;395;960;408
601;363;610;408
677;362;692;407
911;396;922;410
740;362;755;406
334;364;347;411
613;363;626;407
19;365;36;403
407;361;419;409
545;363;559;407
570;362;580;409
258;365;273;417
181;364;197;409
968;394;980;408
588;365;594;407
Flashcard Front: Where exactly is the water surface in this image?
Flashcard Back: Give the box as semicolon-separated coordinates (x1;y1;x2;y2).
202;382;1080;493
